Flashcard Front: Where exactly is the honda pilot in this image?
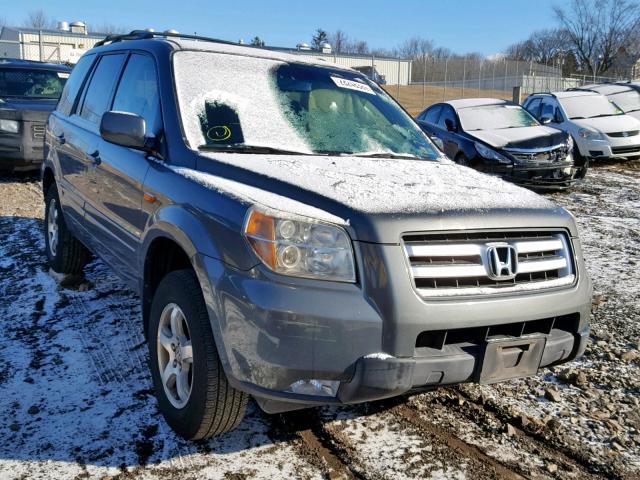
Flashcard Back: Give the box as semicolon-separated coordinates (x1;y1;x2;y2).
42;31;592;440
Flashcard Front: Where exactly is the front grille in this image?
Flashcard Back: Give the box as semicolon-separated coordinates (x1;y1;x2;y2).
415;313;580;350
402;231;575;297
31;123;45;140
607;130;640;138
504;144;569;163
611;145;640;155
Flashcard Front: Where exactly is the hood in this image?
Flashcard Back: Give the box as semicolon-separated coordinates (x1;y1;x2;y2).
626;110;640;121
573;114;640;133
0;98;57;122
468;126;568;149
193;152;572;243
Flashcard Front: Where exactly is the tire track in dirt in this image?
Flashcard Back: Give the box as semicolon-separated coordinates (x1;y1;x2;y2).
450;387;623;479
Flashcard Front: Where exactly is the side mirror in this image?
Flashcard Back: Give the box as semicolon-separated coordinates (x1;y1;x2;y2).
100;111;147;149
539;115;553;125
444;119;457;132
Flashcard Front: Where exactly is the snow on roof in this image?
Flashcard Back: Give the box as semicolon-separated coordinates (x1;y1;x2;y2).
173;38;353;71
552;90;599;99
580;84;632;95
446;98;511;109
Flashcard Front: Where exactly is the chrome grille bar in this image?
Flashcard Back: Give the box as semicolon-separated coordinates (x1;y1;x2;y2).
403;231;575;297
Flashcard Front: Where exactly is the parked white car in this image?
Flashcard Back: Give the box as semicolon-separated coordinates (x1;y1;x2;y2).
577;83;640;121
523;91;640;161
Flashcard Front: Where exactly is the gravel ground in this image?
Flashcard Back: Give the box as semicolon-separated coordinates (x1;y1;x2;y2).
0;162;638;480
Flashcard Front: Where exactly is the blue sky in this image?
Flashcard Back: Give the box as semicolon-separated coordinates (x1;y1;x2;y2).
3;0;561;55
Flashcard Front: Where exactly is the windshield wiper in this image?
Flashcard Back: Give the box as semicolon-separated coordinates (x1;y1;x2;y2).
198;144;312;155
352;152;421;160
588;113;619;118
569;116;586;120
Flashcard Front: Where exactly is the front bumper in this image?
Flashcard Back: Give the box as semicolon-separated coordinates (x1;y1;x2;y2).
194;244;592;413
477;159;584;190
0;121;45;171
578;136;640;160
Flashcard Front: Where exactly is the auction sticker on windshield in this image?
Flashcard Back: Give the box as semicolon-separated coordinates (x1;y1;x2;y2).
331;77;375;95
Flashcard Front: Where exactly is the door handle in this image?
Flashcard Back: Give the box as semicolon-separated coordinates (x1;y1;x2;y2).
87;149;101;166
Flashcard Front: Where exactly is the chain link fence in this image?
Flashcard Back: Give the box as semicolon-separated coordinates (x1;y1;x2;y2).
381;54;634;116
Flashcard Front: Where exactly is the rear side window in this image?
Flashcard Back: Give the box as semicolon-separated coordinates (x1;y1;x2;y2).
424;105;442;125
437;106;457;130
112;54;161;134
57;54;94;116
79;53;126;126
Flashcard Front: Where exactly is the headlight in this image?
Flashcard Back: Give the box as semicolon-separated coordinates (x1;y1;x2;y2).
244;208;356;282
578;128;603;140
474;142;511;164
0;119;19;133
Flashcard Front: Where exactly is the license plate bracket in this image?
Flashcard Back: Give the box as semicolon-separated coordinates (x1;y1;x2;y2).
478;336;546;384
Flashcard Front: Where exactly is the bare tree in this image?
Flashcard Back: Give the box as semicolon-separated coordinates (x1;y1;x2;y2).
311;28;328;50
329;30;349;53
92;23;128;35
24;9;56;29
505;29;570;63
554;0;640;74
395;36;433;60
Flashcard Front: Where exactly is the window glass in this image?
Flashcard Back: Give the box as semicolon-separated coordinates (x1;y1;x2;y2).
0;67;67;100
424;105;442;125
525;97;541;118
79;53;126;125
112;54;161;133
437;106;456;130
608;89;640;113
540;100;557;121
457;105;538;131
173;51;440;160
57;54;94;115
558;94;623;119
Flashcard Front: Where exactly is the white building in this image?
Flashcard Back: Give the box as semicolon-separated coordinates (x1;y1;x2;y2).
0;25;412;85
0;22;107;64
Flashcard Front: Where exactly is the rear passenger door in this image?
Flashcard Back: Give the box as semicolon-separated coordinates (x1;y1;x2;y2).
48;53;96;230
91;52;161;286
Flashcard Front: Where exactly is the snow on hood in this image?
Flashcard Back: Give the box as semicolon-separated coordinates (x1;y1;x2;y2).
469;126;567;149
170;165;349;225
573;114;640;133
196;153;555;217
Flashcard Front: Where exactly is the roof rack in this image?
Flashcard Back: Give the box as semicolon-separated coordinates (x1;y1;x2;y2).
525;92;556;97
95;29;242;48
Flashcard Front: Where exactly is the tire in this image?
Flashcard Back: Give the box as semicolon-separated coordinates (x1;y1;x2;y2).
148;269;248;440
572;145;589;180
44;183;89;275
455;152;470;167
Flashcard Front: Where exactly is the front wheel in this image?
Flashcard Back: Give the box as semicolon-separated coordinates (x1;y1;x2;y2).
148;269;248;440
455;152;470;167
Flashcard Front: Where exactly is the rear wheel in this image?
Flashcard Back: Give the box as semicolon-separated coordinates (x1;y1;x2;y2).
44;183;89;275
148;269;248;439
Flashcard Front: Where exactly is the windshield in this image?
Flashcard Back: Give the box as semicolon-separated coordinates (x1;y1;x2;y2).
559;94;623;119
458;104;538;131
0;67;68;99
608;89;640;113
173;51;439;159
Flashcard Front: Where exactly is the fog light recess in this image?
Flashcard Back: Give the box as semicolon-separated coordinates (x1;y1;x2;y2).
288;379;340;397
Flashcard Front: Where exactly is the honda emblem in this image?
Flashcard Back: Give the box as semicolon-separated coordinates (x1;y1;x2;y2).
486;243;517;280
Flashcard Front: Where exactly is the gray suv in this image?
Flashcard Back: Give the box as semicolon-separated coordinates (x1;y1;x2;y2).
42;31;592;440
